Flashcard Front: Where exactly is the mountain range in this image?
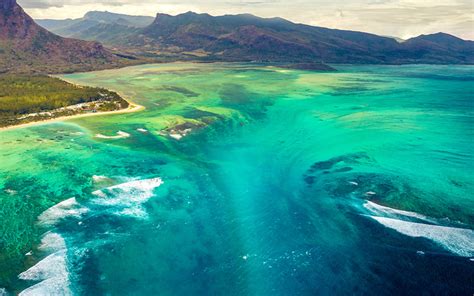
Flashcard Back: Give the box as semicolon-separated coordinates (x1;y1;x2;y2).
36;11;154;42
38;11;474;65
1;1;473;75
0;0;135;74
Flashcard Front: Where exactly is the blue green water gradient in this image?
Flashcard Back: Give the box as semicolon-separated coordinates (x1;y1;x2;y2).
0;63;473;295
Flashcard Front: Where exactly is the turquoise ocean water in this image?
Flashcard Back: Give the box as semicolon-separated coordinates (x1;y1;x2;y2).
0;63;473;295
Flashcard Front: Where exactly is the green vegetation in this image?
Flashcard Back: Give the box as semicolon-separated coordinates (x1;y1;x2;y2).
0;75;129;127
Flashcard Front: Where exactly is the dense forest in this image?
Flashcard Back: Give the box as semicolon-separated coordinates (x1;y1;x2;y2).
0;75;128;127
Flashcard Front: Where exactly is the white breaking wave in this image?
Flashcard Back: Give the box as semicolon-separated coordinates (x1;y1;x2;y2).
38;232;66;253
19;275;72;296
370;216;474;257
19;250;68;282
19;233;72;296
91;177;164;218
169;133;183;140
19;178;164;294
95;131;130;139
364;201;433;223
38;197;89;226
119;207;148;218
363;201;474;257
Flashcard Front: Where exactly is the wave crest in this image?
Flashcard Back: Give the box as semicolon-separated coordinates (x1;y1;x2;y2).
19;233;71;296
91;177;164;218
364;201;474;257
38;197;88;226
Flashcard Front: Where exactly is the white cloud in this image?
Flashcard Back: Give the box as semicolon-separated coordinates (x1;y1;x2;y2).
18;0;474;40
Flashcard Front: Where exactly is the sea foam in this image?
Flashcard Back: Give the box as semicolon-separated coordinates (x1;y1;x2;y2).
38;232;67;253
364;201;432;222
19;233;72;296
38;197;88;226
95;131;130;139
370;216;474;257
19;178;164;294
91;177;163;218
364;201;474;257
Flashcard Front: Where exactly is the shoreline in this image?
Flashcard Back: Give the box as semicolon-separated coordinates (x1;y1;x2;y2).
0;100;144;132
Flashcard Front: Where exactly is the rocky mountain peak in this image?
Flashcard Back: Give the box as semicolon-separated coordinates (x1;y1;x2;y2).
1;0;17;13
0;0;123;73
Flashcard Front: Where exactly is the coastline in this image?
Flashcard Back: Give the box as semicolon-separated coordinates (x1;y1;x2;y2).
0;100;144;132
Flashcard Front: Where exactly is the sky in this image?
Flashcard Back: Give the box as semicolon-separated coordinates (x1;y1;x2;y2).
18;0;474;40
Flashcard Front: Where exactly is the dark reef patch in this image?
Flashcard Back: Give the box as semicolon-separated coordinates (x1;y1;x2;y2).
328;84;373;96
160;86;199;97
219;83;273;119
219;83;253;105
306;153;369;177
183;107;223;120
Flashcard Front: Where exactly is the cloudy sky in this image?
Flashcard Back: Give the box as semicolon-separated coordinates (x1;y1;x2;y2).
18;0;474;40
